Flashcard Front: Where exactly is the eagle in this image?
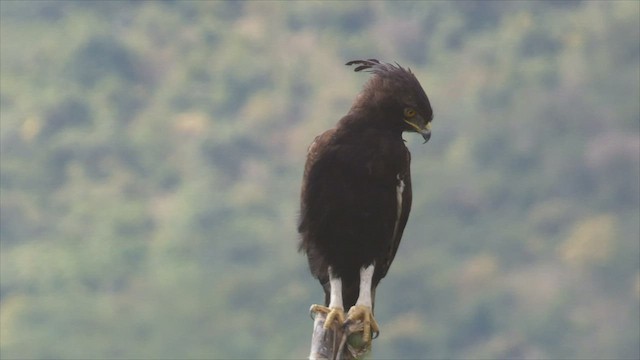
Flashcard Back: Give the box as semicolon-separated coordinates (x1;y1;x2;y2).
298;59;433;344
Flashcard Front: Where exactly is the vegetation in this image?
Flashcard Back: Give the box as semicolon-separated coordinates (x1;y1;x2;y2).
1;1;638;359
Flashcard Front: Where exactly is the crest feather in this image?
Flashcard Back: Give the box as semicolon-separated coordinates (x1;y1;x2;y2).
346;59;410;75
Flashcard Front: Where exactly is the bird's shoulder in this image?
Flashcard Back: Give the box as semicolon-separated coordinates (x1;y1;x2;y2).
304;123;410;185
303;128;336;179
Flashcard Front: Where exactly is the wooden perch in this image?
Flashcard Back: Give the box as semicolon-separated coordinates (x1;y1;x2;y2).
308;309;373;360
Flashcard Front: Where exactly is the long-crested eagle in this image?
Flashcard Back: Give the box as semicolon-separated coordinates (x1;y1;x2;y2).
298;59;433;344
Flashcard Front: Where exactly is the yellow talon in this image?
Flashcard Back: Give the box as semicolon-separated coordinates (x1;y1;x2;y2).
309;304;345;330
346;304;380;343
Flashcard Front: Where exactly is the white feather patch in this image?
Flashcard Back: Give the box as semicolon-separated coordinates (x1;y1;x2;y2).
356;264;375;307
392;174;405;240
328;267;343;309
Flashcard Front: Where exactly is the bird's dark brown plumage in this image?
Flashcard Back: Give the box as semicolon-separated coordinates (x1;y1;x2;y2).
298;59;433;311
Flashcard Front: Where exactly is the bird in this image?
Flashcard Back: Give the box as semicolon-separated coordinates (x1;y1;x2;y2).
298;59;433;345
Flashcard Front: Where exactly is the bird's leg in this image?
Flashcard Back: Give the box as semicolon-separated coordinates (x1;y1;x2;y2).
309;267;345;330
346;263;380;343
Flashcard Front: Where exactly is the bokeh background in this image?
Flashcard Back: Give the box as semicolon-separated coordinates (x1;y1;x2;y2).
1;1;638;359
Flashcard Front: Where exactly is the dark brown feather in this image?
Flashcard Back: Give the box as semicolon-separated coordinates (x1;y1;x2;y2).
298;59;432;310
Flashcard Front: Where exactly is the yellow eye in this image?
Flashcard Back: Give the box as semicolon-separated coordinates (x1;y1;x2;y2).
404;108;416;118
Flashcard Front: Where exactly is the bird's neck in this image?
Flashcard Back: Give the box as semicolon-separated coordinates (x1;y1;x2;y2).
345;104;404;138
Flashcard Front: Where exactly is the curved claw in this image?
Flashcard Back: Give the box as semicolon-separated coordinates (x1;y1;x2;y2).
309;304;345;330
346;304;380;343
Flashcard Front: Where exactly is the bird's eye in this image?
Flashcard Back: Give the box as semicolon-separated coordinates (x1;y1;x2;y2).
404;108;416;118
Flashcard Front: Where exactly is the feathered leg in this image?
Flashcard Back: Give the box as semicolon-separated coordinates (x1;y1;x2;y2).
310;267;345;330
346;263;380;343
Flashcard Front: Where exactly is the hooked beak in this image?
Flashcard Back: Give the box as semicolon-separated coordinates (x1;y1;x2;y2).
404;117;432;144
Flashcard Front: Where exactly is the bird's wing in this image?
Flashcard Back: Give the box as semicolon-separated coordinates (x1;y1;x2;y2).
298;128;336;290
380;149;412;279
300;128;336;211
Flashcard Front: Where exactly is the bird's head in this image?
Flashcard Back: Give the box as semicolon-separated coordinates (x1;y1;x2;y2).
347;59;433;143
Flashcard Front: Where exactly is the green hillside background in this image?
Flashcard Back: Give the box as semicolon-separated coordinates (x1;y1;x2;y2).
1;1;638;359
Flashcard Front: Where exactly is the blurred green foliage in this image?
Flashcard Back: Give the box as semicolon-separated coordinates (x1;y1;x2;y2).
1;1;638;359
